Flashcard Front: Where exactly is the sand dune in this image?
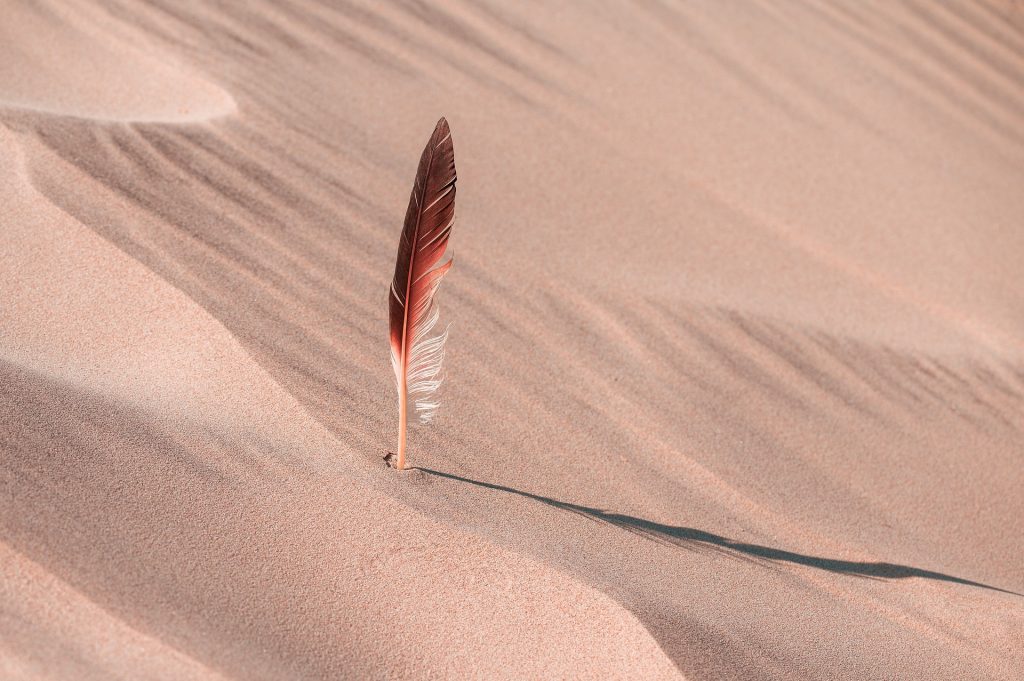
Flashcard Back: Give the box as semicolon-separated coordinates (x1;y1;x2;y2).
2;0;1022;678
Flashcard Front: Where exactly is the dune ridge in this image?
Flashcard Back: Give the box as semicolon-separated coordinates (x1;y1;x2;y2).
0;360;681;680
2;0;1023;678
0;2;234;123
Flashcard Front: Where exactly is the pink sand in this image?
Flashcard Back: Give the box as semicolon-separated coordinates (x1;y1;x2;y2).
2;1;1023;678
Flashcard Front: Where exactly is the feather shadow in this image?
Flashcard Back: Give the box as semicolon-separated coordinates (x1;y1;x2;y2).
415;467;1021;597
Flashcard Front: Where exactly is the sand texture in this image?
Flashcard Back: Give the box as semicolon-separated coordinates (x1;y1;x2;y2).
2;1;1023;679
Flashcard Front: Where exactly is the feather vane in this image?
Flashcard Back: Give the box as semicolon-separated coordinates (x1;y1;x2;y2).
388;118;456;468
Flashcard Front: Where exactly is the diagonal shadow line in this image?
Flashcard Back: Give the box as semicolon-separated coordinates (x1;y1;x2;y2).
415;468;1021;597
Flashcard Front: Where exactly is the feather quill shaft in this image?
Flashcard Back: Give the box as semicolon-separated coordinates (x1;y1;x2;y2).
389;118;456;470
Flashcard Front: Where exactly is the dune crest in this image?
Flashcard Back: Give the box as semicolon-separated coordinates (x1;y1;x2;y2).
0;1;234;123
0;360;682;680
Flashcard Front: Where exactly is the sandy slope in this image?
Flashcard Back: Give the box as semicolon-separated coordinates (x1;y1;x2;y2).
2;0;1023;678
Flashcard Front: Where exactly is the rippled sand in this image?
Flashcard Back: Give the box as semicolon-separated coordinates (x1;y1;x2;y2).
2;1;1023;679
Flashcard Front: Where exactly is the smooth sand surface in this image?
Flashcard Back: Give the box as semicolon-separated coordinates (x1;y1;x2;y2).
2;1;1023;679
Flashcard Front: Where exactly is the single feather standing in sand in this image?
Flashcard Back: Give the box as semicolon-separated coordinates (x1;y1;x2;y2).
388;118;457;470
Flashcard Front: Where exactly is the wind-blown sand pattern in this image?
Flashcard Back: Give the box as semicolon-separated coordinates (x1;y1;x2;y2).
1;1;1023;678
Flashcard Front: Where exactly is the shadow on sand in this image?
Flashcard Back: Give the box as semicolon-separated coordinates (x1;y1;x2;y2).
415;467;1019;596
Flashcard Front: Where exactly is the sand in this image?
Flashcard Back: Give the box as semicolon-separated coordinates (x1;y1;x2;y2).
1;0;1022;678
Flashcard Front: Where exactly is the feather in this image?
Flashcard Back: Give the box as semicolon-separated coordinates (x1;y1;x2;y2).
388;117;456;470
